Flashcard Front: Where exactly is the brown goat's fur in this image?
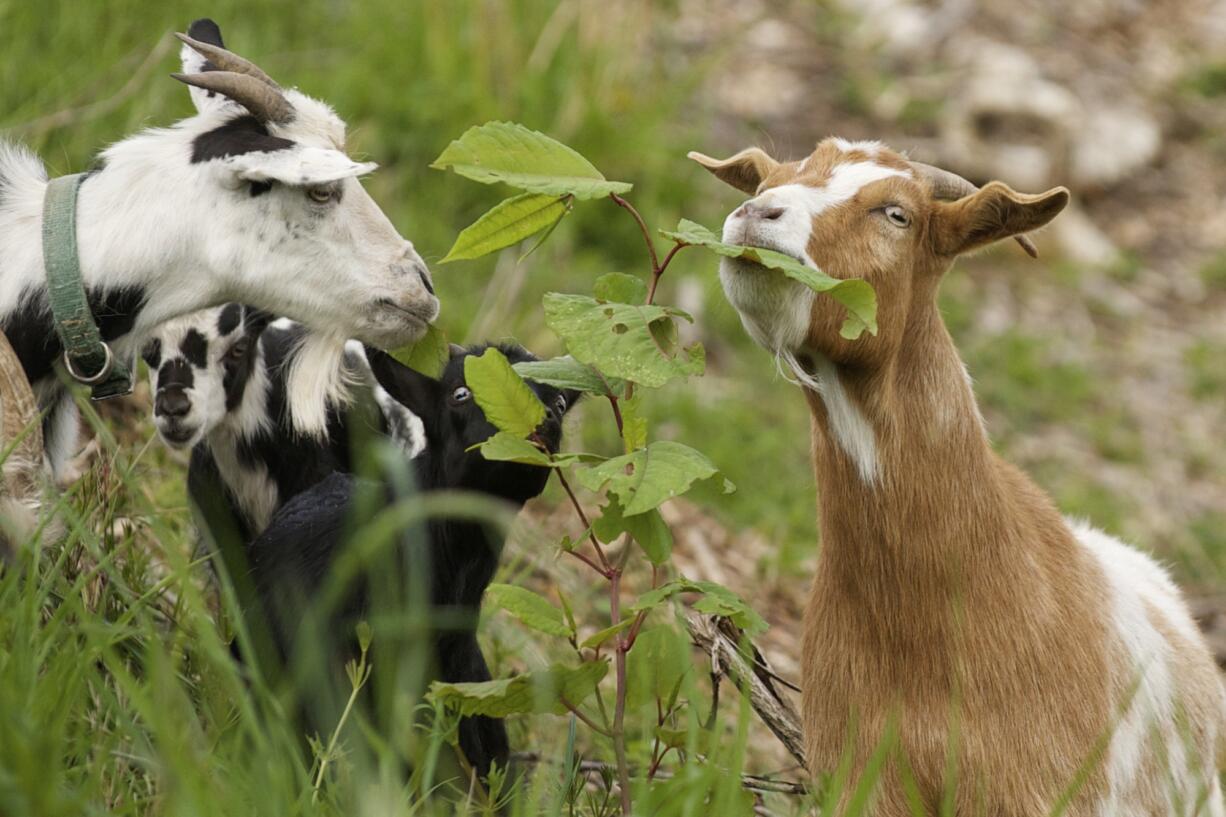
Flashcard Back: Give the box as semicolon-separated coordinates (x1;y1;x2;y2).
692;138;1226;815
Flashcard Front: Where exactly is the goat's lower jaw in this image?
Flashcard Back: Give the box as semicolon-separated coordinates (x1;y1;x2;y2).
778;346;881;485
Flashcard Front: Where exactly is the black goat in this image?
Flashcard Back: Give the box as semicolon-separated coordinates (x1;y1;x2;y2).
245;344;577;782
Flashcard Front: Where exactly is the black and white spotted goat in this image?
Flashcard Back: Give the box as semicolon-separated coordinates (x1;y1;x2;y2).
0;18;436;488
146;316;578;780
145;304;423;542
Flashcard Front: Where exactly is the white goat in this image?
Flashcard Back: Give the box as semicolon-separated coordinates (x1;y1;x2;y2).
0;19;437;480
691;137;1226;816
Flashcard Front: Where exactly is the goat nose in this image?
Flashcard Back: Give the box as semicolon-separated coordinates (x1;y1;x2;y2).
415;262;435;296
155;389;191;418
735;201;787;221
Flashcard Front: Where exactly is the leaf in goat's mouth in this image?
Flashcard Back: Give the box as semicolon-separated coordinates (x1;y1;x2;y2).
660;219;878;340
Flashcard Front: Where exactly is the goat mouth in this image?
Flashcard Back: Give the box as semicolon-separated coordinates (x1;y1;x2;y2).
375;299;436;327
158;423;198;447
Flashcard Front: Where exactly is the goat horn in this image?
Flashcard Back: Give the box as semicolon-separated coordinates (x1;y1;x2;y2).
172;71;295;125
175;32;281;89
0;328;44;557
910;161;1039;258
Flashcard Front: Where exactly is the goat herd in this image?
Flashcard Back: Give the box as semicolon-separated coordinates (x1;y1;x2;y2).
1;17;1223;817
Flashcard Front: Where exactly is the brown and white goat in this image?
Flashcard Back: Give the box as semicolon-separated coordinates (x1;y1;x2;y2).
691;137;1226;816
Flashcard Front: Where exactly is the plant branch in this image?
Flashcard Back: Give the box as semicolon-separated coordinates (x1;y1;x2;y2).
510;753;810;797
609;193;660;275
554;469;610;572
610;565;633;814
561;698;613;738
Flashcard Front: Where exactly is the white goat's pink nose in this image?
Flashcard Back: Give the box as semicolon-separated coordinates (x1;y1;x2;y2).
733;201;786;221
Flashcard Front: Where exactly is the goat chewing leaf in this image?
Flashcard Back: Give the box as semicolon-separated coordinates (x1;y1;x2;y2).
485;584;573;638
432;121;632;200
428;661;608;718
661;218;879;340
576;440;733;516
391;324;449;378
543;294;704;388
464;347;547;438
441;193;570;263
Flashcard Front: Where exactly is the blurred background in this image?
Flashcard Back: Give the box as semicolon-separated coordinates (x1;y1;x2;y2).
3;0;1225;798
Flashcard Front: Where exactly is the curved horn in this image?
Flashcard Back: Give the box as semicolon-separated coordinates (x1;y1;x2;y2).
175;32;281;89
0;329;44;556
910;161;1040;259
172;71;294;125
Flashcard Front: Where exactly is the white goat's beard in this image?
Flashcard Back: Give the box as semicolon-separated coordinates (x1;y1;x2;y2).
285;330;361;436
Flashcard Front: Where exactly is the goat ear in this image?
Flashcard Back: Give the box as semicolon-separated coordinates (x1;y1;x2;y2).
687;147;779;195
180;18;235;116
363;346;441;421
226;146;377;187
930;182;1069;257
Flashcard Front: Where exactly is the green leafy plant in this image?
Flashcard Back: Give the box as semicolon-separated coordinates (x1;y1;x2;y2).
426;121;879;813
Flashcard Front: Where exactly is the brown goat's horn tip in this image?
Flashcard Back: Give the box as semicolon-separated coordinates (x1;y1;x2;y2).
1016;235;1039;259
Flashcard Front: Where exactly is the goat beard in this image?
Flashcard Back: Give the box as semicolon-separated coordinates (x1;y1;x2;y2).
285;330;360;437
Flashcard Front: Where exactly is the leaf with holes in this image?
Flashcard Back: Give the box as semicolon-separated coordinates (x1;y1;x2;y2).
662;218;878;339
431;122;632;200
442;193;570;263
486;584;573;638
463;347;546;438
576;440;732;516
513;355;626;398
543;294;703;388
429;661;608;718
632;578;767;635
391;323;449;378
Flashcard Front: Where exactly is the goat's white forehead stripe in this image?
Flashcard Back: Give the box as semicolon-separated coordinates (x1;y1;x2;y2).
760;162;909;217
830;138;885;156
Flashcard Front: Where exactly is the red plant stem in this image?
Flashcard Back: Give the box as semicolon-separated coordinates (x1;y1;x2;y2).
562;698;613;738
623;565;659;651
608;395;624;437
555;469;611;573
610;192;660;275
610;565;633;814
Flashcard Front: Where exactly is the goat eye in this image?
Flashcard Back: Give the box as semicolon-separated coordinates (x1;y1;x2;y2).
306;186;333;204
226;341;248;361
451;386;472;404
554;395;567;415
883;205;910;228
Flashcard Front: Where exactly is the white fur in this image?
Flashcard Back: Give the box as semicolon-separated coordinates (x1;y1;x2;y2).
1071;519;1226;816
780;350;879;482
0;45;437;479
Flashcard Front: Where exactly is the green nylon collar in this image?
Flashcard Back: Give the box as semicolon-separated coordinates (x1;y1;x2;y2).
41;173;133;400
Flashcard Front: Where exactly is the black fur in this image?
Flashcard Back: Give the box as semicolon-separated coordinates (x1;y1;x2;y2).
181;329;208;368
190;115;295;165
141;336;162;369
187;18;225;49
236;344;579;781
216;303;243;337
0;284;147;384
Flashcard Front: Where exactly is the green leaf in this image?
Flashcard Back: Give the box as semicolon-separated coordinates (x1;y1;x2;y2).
576;440;733;516
632;578;767;635
485;584;573;637
662;218;878;339
513;356;626;398
442;193;569;263
431;122;632;200
429;661;608;718
627;626;692;707
390;323;449;378
593;272;648;304
620;392;648;452
592;497;674;564
476;432;552;466
579;619;633;650
543;293;704;388
464;347;546;438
